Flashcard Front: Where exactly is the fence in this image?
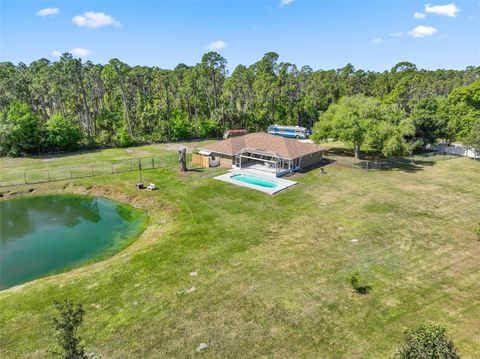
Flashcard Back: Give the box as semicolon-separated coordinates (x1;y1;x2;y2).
327;151;460;172
191;153;210;167
426;143;478;159
0;153;183;187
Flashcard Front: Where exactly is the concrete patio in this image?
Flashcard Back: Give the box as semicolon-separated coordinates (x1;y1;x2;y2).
214;168;297;195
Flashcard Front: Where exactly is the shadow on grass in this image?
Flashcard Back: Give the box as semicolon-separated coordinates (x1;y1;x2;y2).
353;285;372;295
349;272;372;295
326;147;380;158
325;147;440;173
362;158;436;173
298;158;333;174
186;168;204;173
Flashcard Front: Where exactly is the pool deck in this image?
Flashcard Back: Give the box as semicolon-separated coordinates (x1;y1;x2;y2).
214;169;297;195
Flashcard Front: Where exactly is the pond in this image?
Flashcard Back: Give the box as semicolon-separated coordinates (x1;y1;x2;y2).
0;195;147;290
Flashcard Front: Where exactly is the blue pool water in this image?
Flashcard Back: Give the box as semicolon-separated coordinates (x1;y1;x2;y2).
231;174;278;188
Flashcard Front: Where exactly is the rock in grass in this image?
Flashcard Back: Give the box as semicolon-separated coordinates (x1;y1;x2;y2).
185;286;196;293
351;239;359;243
196;343;208;352
189;271;198;277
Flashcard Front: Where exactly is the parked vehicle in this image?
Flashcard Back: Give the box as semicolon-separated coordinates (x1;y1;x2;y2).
267;125;310;139
223;129;248;139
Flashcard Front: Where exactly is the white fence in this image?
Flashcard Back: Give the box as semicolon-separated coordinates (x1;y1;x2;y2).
427;143;478;159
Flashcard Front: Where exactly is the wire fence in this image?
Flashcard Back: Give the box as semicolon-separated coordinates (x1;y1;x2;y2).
0;150;463;187
327;151;460;172
0;153;184;187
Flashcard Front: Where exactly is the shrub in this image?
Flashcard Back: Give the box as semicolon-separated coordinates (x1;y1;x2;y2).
392;324;460;359
348;272;371;295
349;272;360;288
51;299;87;359
96;129;114;147
0;102;42;156
197;119;220;138
115;126;134;148
169;111;192;141
44;114;83;151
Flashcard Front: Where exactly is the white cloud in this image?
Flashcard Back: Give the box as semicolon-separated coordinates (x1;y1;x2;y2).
51;48;91;59
408;25;438;37
72;11;121;28
414;12;426;19
36;8;60;17
279;0;295;7
389;32;404;37
206;40;226;50
425;3;460;17
70;48;91;57
371;38;382;44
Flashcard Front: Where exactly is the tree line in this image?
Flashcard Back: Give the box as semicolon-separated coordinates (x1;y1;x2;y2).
0;52;479;156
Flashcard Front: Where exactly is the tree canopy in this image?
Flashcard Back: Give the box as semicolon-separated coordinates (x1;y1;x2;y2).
311;95;413;158
0;53;479;156
392;324;460;359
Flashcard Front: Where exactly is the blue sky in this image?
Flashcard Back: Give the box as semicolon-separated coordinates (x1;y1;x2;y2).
1;0;479;71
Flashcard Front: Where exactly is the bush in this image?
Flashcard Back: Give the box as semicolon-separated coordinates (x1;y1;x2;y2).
96;129;114;147
44;114;83;151
465;121;480;158
92;110;124;146
348;272;371;295
51;299;87;359
197;119;220;138
392;324;460;359
115;126;134;147
169;111;191;141
0;102;42;156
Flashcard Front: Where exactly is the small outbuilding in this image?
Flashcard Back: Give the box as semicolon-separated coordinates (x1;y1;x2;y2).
196;132;326;177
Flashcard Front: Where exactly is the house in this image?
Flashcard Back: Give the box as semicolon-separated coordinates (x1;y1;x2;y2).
194;132;327;177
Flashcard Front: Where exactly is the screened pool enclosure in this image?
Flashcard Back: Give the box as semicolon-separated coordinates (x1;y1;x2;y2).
234;148;300;176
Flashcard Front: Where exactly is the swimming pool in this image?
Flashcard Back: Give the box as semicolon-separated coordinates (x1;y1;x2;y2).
214;170;297;194
231;174;278;188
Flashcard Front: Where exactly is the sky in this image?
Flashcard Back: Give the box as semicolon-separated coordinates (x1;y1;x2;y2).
1;0;479;71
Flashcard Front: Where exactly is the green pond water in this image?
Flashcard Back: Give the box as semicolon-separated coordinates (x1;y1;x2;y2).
0;195;147;289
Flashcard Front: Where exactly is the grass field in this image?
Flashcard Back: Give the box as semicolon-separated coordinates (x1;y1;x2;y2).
1;144;479;358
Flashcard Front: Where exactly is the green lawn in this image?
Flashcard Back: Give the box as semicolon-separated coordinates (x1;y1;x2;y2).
0;141;214;186
0;147;479;358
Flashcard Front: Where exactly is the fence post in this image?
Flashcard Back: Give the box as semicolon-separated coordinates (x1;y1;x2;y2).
365;161;369;173
69;168;73;179
24;171;27;184
152;157;155;169
111;163;114;174
47;170;50;182
130;159;132;171
91;165;94;177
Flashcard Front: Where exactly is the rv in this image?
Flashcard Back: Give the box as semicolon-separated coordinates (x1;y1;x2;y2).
267;125;310;139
